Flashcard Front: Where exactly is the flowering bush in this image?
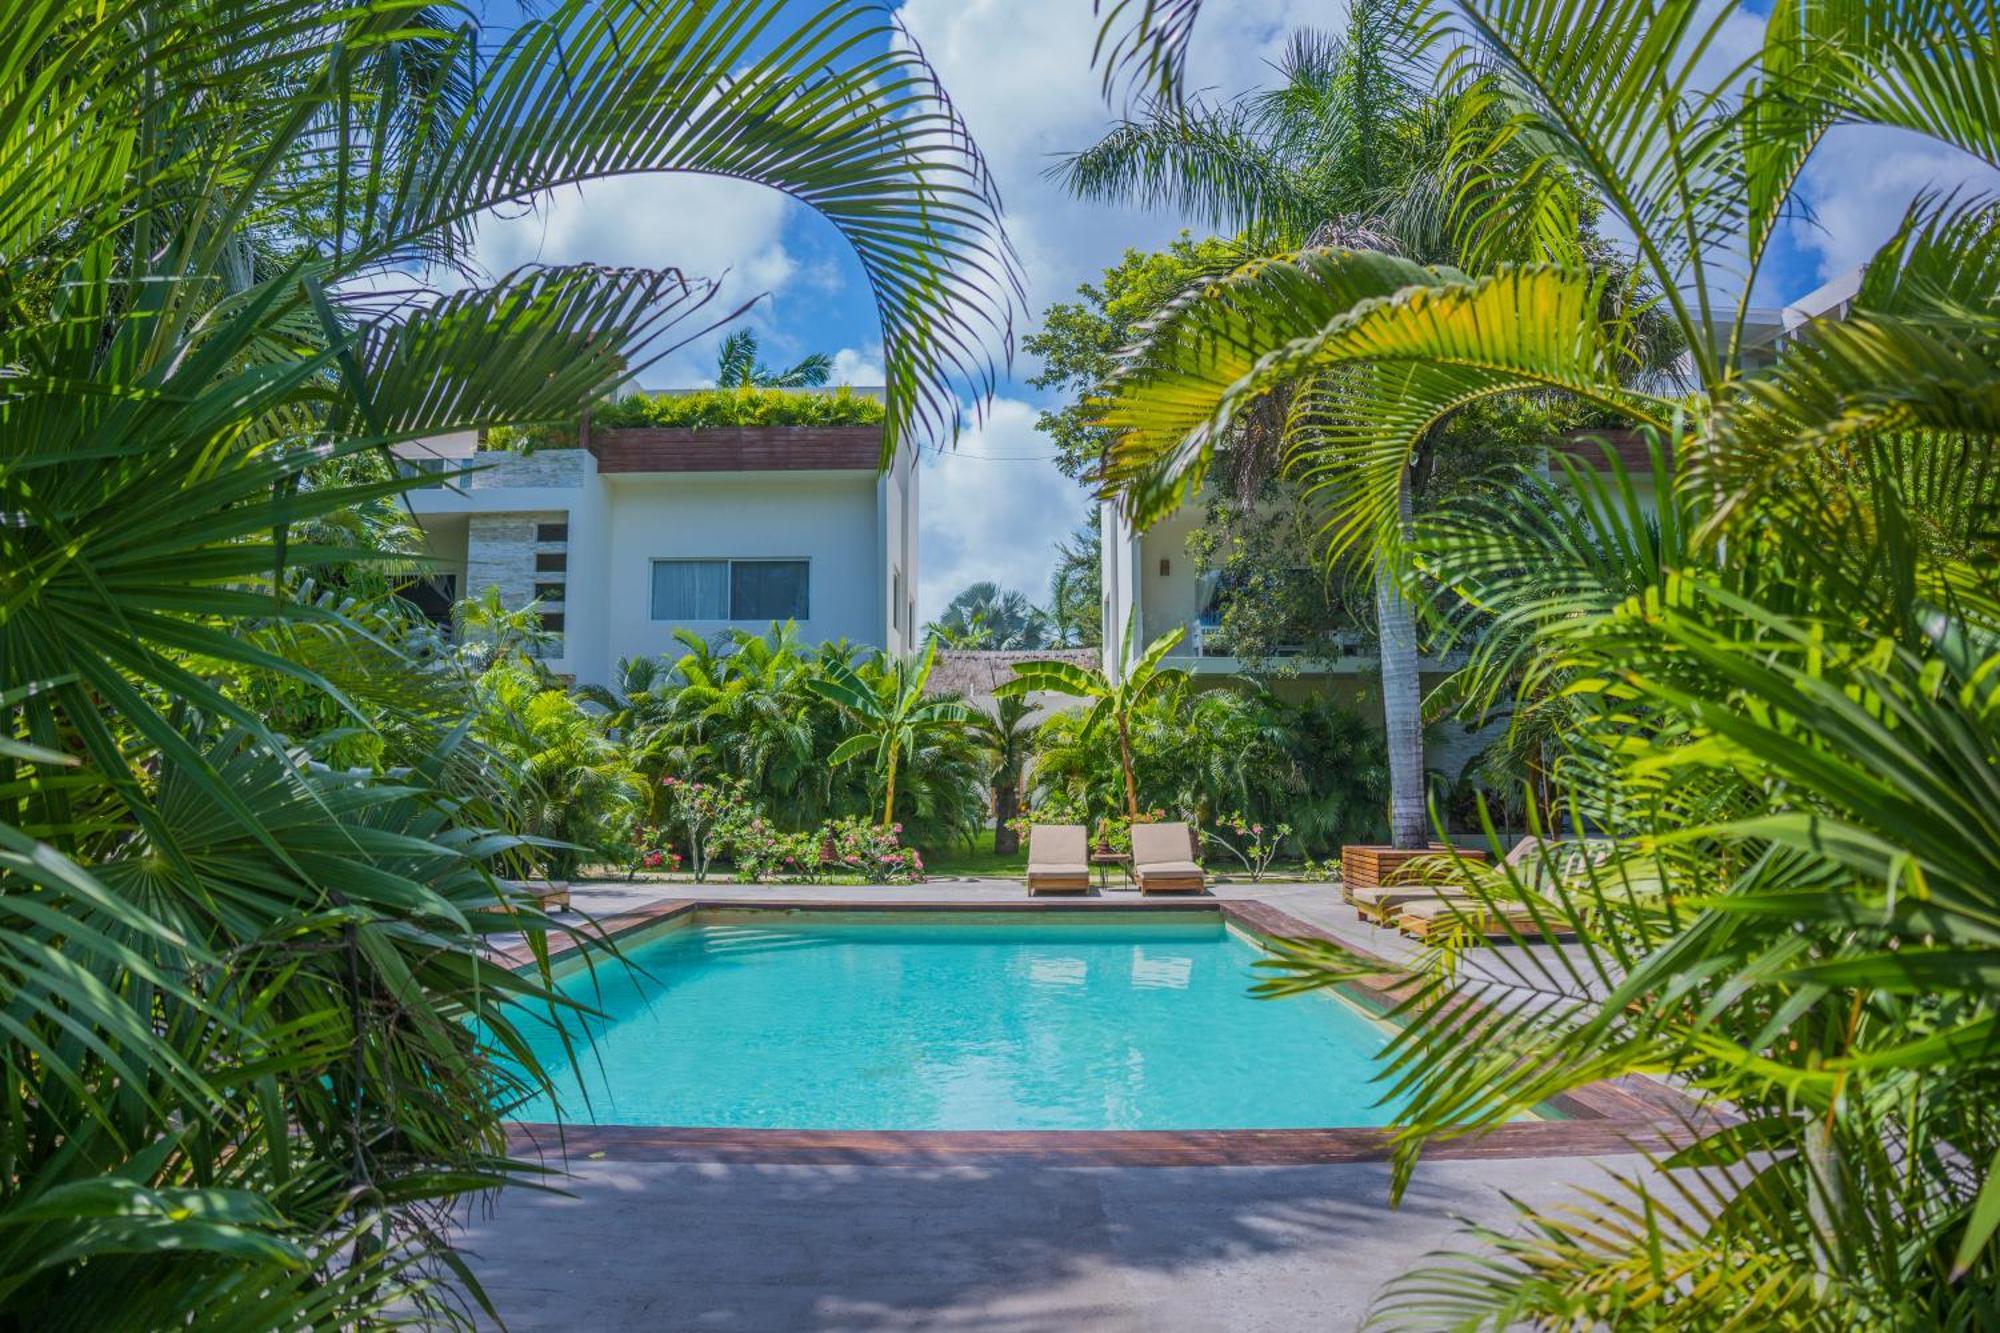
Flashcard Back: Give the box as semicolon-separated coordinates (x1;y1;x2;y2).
821;816;923;884
1201;812;1292;882
624;823;684;879
659;775;753;882
727;814;825;884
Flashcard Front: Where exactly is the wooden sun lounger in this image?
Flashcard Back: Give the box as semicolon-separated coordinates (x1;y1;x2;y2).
1131;822;1206;895
1025;824;1091;894
1397;896;1563;941
1348;884;1468;925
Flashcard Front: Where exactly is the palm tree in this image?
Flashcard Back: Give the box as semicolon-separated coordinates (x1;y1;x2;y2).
454;584;559;666
967;693;1039;853
926;581;1052;649
714;328;834;388
1055;5;1569;850
997;622;1189;820
1046;516;1104;648
0;0;1013;1319
1098;0;2000;1322
808;641;972;826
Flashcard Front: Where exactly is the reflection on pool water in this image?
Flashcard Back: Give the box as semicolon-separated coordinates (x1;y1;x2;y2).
499;912;1413;1131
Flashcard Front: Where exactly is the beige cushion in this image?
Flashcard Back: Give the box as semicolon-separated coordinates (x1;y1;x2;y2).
1135;859;1203;878
1350;885;1463;909
1130;822;1195;867
1026;824;1088;873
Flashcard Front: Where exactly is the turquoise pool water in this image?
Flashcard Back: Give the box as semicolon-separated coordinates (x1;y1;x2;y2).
501;911;1412;1131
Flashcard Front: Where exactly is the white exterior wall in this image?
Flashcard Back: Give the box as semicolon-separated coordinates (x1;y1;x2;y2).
1100;497;1141;680
877;440;919;654
599;470;883;670
401;437;906;688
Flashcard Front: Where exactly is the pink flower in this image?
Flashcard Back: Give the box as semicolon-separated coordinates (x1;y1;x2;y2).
892;823;903;833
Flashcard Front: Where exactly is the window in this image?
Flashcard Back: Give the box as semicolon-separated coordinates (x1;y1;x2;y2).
536;522;569;543
534;582;565;602
891;571;902;628
540;612;565;633
535;552;566;573
731;560;809;620
651;558;808;621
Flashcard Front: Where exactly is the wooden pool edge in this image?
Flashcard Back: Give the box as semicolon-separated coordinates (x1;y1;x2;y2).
493;896;1711;1166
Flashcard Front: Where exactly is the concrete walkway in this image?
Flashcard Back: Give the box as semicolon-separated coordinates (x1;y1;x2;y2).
464;879;1632;1331
461;1152;1630;1331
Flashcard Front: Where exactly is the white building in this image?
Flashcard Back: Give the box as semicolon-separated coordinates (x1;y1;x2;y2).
1096;267;1868;765
395;411;918;687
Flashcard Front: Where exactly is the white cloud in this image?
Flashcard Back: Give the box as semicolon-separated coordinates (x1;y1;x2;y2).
1789;126;2000;285
917;398;1092;622
475;172;798;296
831;345;886;386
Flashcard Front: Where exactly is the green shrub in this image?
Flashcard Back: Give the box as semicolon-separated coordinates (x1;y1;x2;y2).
597;384;885;429
485;386;885;451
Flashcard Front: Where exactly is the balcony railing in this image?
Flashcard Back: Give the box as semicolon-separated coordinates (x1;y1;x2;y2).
1160;618;1370;660
394;457;476;489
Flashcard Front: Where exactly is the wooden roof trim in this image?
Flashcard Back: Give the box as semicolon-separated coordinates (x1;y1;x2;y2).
587;425;884;474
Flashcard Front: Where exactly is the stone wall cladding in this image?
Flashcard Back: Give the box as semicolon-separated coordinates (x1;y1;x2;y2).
469;448;585;490
464;510;570;656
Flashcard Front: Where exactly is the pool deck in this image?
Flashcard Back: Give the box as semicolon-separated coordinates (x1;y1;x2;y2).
462;878;1675;1331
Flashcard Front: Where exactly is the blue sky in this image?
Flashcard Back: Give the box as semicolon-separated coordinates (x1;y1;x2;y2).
465;0;2000;622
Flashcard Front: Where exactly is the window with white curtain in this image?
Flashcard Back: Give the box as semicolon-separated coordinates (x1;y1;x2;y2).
650;560;729;619
651;558;808;621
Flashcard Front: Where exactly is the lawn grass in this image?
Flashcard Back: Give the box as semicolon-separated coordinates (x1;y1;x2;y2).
919;826;1027;879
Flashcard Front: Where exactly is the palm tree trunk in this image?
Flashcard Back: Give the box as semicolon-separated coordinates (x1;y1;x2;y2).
992;776;1021;854
1376;492;1428;850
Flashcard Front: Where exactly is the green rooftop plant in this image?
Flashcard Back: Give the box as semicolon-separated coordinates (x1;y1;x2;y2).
485;384;886;450
596;384;886;429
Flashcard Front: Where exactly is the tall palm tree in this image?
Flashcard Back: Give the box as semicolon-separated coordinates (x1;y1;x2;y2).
997;621;1190;820
0;0;1013;1319
714;328;834;388
1055;5;1570;849
810;641;971;825
927;581;1052;649
1098;0;2000;1322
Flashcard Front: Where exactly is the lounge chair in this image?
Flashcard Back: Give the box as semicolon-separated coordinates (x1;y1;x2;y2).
1025;824;1091;894
1397;897;1562;941
1348;884;1469;925
1131;822;1206;895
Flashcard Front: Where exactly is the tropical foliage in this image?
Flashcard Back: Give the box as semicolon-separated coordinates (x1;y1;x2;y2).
927;581;1055;649
999;624;1190;820
713;329;833;389
1026;678;1388;855
594;383;884;429
487;383;886;448
1101;0;2000;1324
808;640;972;825
0;0;1011;1321
1055;8;1644;847
600;625;991;850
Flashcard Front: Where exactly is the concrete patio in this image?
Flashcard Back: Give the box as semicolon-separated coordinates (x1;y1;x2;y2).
462;879;1646;1331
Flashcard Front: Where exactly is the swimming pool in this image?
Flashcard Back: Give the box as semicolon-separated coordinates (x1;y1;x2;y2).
501;909;1414;1131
